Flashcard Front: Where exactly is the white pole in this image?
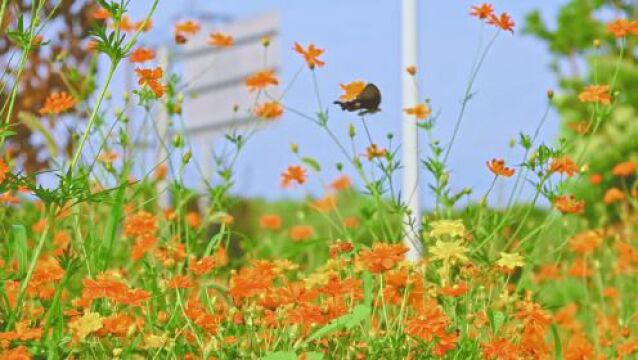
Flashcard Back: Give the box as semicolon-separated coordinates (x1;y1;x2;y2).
157;46;171;208
402;0;422;260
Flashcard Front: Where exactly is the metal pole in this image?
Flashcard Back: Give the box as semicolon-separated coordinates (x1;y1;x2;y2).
157;46;171;208
402;0;421;260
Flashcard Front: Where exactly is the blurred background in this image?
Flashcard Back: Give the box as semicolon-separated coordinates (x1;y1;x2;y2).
11;0;638;214
127;0;564;207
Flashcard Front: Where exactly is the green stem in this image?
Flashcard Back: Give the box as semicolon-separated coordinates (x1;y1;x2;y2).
7;206;55;328
70;60;119;170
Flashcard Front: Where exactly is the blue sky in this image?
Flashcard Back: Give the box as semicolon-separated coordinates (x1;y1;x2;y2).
126;1;565;207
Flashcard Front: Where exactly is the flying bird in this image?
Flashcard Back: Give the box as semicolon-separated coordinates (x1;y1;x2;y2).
334;83;382;116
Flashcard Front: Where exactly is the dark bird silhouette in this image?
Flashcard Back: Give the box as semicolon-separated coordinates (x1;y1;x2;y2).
334;83;382;116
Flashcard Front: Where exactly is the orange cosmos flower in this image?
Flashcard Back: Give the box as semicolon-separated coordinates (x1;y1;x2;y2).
310;194;337;212
245;69;279;92
330;175;352;191
1;346;31;359
293;42;326;69
260;214;282;230
338;81;366;101
186;212;202;228
535;264;561;282
81;278;129;303
39;91;77;116
134;67;165;97
482;338;519;359
578;84;612;105
0;158;9;183
97;150;118;164
343;216;360;229
486;158;515;177
92;7;109;20
612;160;637;177
129;47;155;63
131;234;157;261
208;32;234;47
190;255;221;276
0;192;19;204
603;187;625;204
174;20;200;35
606;19;638;38
440;283;469;297
554;195;585;214
281;165;307;188
589;173;603;185
154;163;168;181
98;313;136;337
118;16;152;33
329;241;354;257
365;144;388;160
568;120;591;135
470;3;494;19
405;300;454;343
568;258;592;277
123;211;156;238
569;230;603;255
166;275;196;289
289;225;315;241
357;243;409;273
254;101;283;120
548;157;579;177
487;12;515;33
404;103;432;120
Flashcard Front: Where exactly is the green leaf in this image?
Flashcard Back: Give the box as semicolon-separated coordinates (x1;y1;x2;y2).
301;157;321;172
551;324;563;360
304;304;371;344
303;352;324;360
261;351;296;360
488;310;506;334
11;225;28;277
363;271;373;307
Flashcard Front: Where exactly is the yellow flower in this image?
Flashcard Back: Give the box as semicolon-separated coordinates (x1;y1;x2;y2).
428;220;466;238
145;333;168;349
274;259;299;273
69;311;103;341
496;252;524;270
429;240;469;264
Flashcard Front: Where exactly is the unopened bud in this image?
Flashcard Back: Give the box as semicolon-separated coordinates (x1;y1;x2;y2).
182;151;192;164
348;123;356;138
261;36;270;48
172;134;184;148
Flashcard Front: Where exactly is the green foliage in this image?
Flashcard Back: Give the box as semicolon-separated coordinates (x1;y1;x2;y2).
525;0;638;218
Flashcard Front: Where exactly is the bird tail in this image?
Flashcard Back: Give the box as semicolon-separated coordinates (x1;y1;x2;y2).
333;101;346;110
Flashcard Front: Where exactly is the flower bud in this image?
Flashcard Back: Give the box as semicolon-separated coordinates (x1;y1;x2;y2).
348;123;356;138
261;36;270;48
182;151;192;164
173;134;184;148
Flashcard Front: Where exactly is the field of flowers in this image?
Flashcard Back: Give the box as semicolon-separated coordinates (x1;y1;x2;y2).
1;1;638;359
